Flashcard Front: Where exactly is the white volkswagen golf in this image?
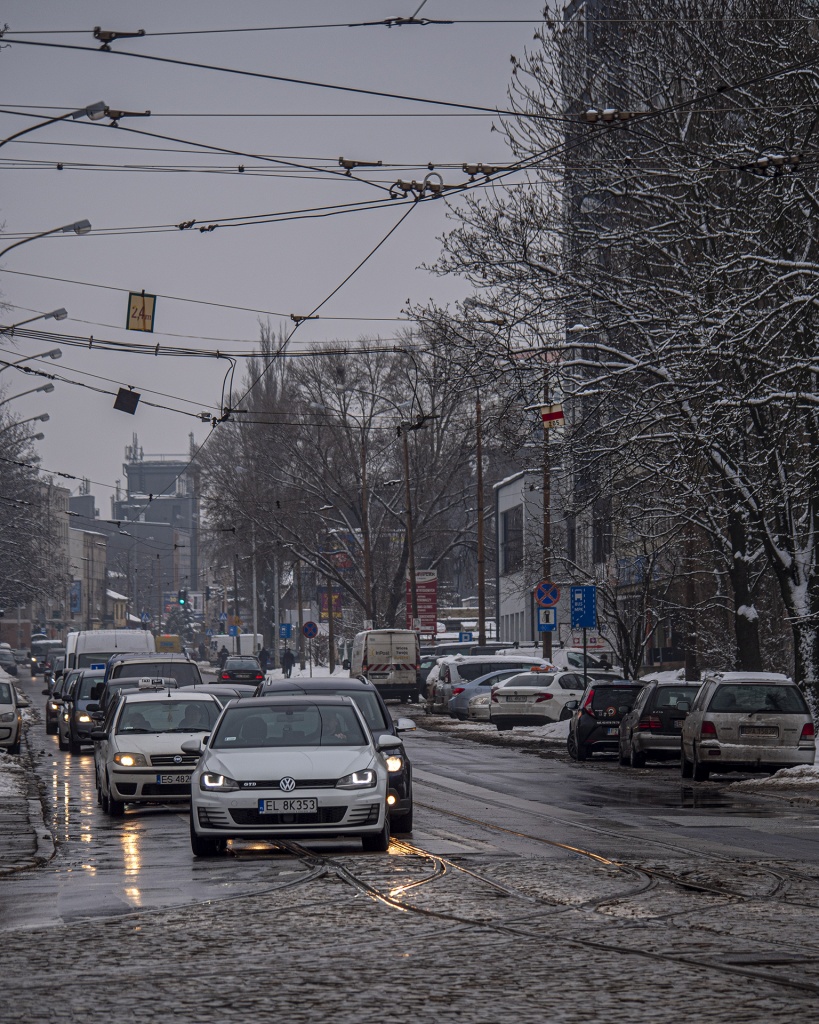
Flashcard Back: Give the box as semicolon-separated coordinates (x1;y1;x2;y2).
187;695;399;857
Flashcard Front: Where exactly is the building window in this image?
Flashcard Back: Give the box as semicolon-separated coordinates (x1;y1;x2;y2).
501;505;523;575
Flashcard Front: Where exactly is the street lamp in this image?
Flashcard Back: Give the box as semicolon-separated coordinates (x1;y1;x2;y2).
0;220;91;261
0;383;55;406
0;101;150;151
0;349;62;373
0;309;67;335
0;412;49;435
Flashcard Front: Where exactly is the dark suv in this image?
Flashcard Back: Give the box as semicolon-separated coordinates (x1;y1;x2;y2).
566;680;645;760
256;676;416;832
104;652;202;687
58;669;106;753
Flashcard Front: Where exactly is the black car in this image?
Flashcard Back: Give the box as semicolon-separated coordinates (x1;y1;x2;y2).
220;656;265;683
256;676;416;832
566;680;645;760
45;670;77;736
618;679;702;767
58;669;106;754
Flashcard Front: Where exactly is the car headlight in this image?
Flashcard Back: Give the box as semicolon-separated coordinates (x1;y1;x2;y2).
0;712;14;722
78;714;92;723
385;754;404;773
63;713;69;722
337;769;377;789
113;752;147;767
200;773;239;791
49;702;60;711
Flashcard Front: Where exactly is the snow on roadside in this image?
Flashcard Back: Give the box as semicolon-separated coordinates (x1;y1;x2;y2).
417;715;570;745
731;764;819;792
0;750;27;797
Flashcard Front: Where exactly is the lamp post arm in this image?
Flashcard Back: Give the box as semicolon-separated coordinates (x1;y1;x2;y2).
0;227;62;261
0;111;75;151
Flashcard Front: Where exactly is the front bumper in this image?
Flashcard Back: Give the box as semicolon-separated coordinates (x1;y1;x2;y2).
110;766;194;803
192;784;388;839
698;740;815;771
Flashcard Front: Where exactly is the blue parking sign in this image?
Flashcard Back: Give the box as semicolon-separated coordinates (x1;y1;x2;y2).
570;586;597;630
279;623;292;640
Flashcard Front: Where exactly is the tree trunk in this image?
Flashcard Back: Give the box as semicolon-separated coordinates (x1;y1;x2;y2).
725;506;762;672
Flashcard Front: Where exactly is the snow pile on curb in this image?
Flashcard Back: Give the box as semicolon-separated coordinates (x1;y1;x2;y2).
731;765;819;791
0;749;28;798
419;716;570;744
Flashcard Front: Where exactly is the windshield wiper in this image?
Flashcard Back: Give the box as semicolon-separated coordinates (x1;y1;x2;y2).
746;707;778;715
169;726;209;732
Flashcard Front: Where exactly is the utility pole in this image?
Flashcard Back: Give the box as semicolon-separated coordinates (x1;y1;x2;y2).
327;573;336;673
233;552;240;654
272;548;280;670
251;523;259;654
476;391;486;646
542;390;552;662
402;426;418;625
296;559;305;669
361;437;373;626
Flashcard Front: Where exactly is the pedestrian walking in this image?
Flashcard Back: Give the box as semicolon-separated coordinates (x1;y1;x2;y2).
281;647;295;678
218;645;229;670
258;647;269;673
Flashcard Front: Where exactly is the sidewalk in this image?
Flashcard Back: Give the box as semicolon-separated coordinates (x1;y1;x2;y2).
0;673;55;875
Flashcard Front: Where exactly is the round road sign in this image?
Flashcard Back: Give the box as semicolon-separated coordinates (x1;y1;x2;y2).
535;580;561;608
302;620;319;639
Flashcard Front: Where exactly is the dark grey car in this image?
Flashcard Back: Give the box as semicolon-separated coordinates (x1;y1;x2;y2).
618;680;702;767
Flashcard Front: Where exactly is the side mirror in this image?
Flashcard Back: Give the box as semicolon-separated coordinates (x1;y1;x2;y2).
90;712;104;722
377;735;403;752
41;689;51;696
17;698;31;709
86;703;100;712
676;701;690;713
395;717;416;733
89;730;108;742
180;738;205;755
564;700;579;711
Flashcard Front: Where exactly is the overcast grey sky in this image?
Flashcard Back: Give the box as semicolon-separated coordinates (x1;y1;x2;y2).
1;1;543;510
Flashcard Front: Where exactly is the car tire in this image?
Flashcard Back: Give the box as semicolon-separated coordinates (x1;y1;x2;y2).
9;739;20;756
575;739;588;761
567;732;578;760
69;734;82;755
362;816;390;852
630;745;647;769
618;744;629;766
189;814;226;857
692;750;710;782
495;721;513;732
680;746;694;779
46;718;57;737
391;806;413;833
100;786;109;814
58;729;68;752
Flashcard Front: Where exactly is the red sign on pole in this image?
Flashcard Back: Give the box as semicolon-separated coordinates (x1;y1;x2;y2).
406;569;438;633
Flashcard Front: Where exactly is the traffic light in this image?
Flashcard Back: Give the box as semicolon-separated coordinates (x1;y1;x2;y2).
178;589;187;606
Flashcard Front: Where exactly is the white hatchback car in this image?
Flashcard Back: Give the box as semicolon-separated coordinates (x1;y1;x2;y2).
92;687;222;816
680;672;815;780
0;678;27;754
187;695;399;857
489;669;586;731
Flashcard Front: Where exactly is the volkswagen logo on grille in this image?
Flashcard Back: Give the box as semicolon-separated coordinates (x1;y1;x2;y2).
173;755;183;764
279;777;296;792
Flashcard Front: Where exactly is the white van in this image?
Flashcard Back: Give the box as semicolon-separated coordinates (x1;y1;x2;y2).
350;629;420;702
209;633;262;658
65;629;156;670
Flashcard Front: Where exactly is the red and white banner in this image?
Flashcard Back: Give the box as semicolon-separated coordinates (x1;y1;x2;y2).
540;403;565;428
406;569;438;633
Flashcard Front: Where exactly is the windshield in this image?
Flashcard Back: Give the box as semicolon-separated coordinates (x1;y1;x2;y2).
0;682;12;703
0;651;15;664
224;659;261;671
653;686;700;709
76;675;105;700
113;662;201;686
211;704;368;748
708;684;809;714
264;688;389;732
590;686;642;710
116;699;219;734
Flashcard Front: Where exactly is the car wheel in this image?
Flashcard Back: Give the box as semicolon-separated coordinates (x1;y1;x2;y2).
362;816;390;852
575;738;588;761
692;749;710;782
680;745;694;779
9;739;20;756
189;814;226;857
567;732;578;760
45;718;57;737
618;742;629;766
630;745;647;769
495;721;513;732
58;729;68;751
69;739;82;755
100;785;109;814
391;806;413;833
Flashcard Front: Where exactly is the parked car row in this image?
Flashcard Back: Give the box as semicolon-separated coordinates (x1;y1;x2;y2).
564;671;815;779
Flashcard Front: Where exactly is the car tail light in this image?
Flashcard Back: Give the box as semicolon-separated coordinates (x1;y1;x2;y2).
221;672;230;680
452;687;465;696
255;673;264;680
700;720;717;737
534;692;554;703
582;689;595;714
491;688;500;703
637;716;662;731
800;723;815;740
